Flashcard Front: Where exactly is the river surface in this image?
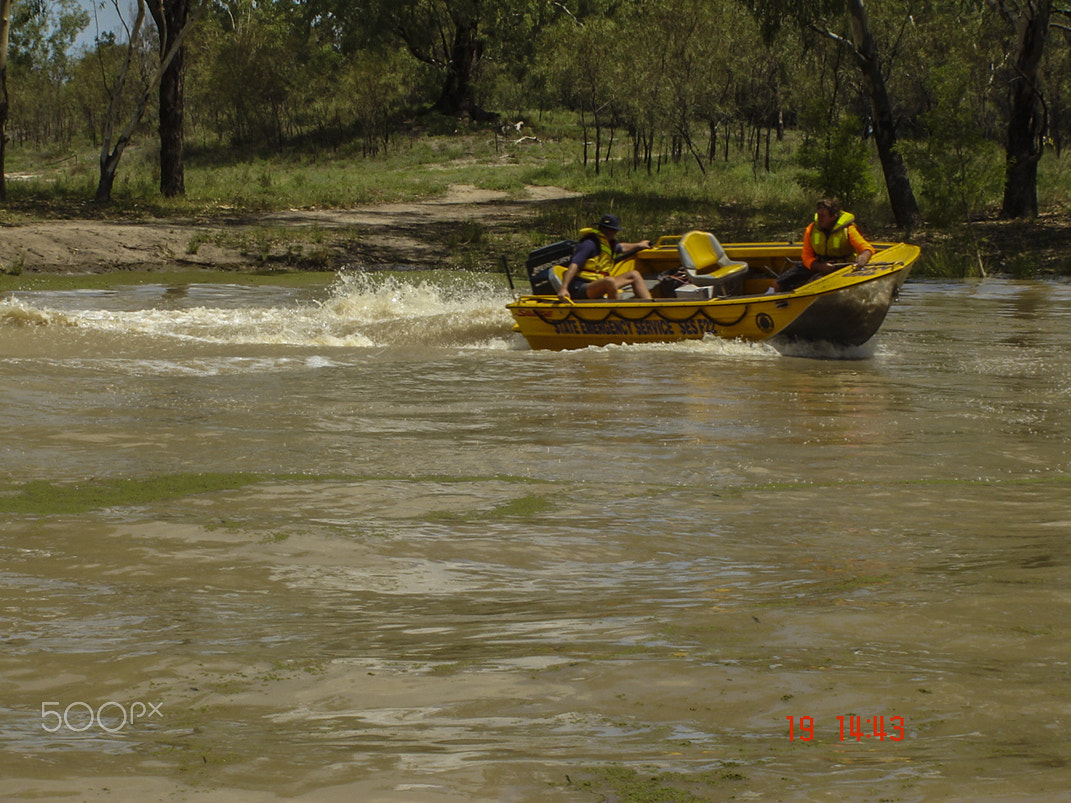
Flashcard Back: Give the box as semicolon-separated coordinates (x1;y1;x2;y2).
1;273;1070;802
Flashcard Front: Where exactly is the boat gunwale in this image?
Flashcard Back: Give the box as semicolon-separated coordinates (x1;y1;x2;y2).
507;256;915;311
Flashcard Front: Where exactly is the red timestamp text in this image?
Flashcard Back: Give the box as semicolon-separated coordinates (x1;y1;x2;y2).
786;715;905;742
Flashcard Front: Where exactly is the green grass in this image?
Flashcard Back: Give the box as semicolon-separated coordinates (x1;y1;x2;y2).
6;114;1071;277
0;122;853;229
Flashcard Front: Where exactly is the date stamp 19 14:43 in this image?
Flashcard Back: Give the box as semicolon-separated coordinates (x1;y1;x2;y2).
787;715;905;742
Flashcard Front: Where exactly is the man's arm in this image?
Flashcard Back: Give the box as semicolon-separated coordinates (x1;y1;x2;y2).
848;225;875;266
557;263;580;300
800;223;819;270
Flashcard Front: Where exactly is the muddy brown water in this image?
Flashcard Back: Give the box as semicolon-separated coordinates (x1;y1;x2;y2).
2;274;1070;801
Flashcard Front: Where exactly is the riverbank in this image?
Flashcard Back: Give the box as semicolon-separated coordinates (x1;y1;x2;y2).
0;184;579;276
3;182;1071;279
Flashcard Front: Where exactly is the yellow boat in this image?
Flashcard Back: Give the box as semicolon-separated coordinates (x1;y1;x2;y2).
506;232;920;351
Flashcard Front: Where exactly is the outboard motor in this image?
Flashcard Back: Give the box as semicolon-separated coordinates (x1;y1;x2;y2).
525;240;575;295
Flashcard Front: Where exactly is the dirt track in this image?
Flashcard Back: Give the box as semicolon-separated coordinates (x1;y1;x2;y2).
0;184;579;274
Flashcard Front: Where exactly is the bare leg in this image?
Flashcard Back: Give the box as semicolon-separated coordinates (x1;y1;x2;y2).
584;273;651;300
619;270;651;299
584;278;619;299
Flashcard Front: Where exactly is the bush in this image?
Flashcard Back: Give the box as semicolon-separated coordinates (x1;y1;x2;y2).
796;114;876;209
901;65;1004;226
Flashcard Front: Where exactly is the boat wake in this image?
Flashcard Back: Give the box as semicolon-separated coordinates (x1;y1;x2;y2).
2;273;888;360
0;273;522;350
320;273;519;349
771;338;880;360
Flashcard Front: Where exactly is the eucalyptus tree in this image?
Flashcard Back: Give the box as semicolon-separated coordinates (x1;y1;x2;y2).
299;0;651;120
3;0;87;175
982;0;1067;218
93;1;153;202
149;0;208;196
345;50;422;155
0;0;9;202
729;21;790;173
8;0;87;74
614;0;675;172
90;0;205;202
2;0;94;202
1043;29;1071;157
671;1;778;168
892;5;1005;223
746;0;923;228
190;1;314;145
625;0;782;175
537;13;625;171
295;0;526;119
625;0;725;174
535;0;747;173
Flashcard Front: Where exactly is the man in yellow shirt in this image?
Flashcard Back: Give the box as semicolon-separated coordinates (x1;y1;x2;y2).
557;214;652;301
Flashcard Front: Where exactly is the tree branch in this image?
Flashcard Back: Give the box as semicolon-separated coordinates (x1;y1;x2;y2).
808;22;854;52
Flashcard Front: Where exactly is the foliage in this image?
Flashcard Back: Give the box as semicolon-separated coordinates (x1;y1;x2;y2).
8;0;87;73
188;3;312;146
7;0;91;147
901;63;1004;225
6;0;1071;233
795;110;875;208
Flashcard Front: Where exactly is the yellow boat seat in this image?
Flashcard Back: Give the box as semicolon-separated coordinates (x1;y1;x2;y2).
546;264;566;292
678;230;748;290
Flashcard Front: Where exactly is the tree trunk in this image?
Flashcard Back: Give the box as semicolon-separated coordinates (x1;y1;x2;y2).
846;0;922;229
0;0;11;204
159;48;185;197
433;21;486;119
1000;1;1050;219
152;0;190;198
96;147;127;204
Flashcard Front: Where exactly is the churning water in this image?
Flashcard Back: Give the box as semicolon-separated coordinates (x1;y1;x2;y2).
2;273;1070;801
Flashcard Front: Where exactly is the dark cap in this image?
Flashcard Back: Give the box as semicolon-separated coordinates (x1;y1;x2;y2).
597;214;623;231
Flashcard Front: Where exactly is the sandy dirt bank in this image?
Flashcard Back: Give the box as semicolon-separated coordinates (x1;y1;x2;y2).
0;184;579;274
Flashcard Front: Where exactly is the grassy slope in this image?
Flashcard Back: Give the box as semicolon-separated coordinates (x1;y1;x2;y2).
4;118;1071;280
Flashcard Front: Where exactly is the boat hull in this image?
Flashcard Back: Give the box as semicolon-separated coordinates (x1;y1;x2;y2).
507;294;817;351
771;243;918;346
